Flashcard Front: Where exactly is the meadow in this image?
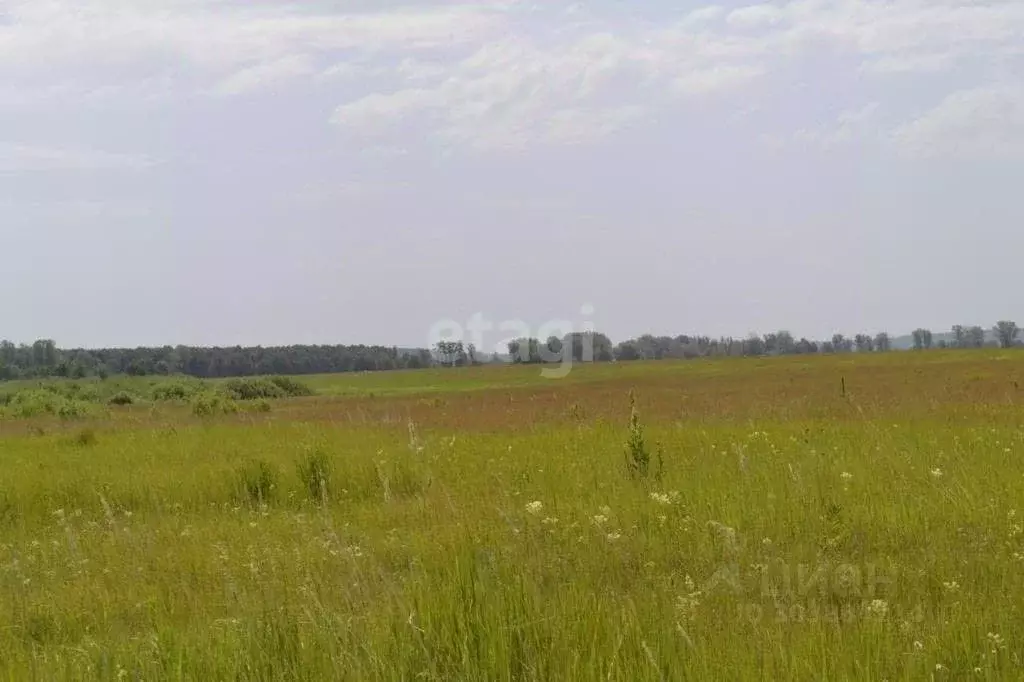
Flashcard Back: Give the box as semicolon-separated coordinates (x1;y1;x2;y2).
2;351;1024;680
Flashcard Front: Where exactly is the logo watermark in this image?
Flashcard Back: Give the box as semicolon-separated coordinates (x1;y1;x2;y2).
426;304;599;379
689;524;927;627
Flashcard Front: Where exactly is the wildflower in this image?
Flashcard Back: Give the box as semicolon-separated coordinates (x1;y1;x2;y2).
865;599;888;619
541;517;559;526
840;472;853;480
650;492;673;505
592;515;608;525
525;501;543;515
935;663;945;671
913;641;924;651
987;632;1005;653
607;532;622;541
942;580;960;592
931;468;944;478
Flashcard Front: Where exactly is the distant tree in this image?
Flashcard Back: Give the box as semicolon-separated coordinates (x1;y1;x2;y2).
874;332;891;352
831;334;853;353
951;325;966;348
563;332;614;363
743;334;766;356
545;336;563;359
615;342;642;361
966;326;986;349
776;331;796;355
466;343;477;365
995;321;1020;349
911;329;933;350
435;340;464;367
794;338;819;354
854;334;874;353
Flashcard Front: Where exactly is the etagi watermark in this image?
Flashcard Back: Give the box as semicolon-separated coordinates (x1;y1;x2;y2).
427;304;598;379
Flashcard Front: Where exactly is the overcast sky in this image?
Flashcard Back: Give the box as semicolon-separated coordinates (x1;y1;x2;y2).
2;0;1022;349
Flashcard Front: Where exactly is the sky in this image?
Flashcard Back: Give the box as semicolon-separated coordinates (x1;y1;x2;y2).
2;0;1022;350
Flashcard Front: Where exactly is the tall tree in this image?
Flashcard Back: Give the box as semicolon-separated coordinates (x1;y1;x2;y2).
995;321;1020;349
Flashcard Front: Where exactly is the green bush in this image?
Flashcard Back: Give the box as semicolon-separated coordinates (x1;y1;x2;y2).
221;378;286;401
248;399;272;413
297;448;332;504
107;391;136;406
152;380;204;402
221;377;313;401
190;391;239;417
267;376;314;397
236;459;279;506
1;389;94;420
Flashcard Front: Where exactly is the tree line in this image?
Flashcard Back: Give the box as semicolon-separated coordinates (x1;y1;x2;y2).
0;340;433;380
1;321;1019;380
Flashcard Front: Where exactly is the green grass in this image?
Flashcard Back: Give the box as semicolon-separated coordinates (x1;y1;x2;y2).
2;352;1024;679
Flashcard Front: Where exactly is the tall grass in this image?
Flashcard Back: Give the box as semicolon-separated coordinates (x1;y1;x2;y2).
0;354;1023;679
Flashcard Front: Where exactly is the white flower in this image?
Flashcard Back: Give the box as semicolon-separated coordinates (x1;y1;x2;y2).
592;515;608;525
525;501;543;515
840;472;853;480
942;580;960;592
865;599;888;618
606;532;622;541
913;641;924;651
931;468;944;478
541;517;559;526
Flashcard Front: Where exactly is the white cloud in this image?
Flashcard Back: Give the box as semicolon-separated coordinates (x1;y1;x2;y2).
794;103;882;151
211;54;316;96
3;0;1024;153
0;143;157;172
892;86;1024;159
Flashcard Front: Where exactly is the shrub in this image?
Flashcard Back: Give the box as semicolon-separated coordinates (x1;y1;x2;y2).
624;391;663;481
267;376;314;397
297;448;331;504
108;391;136;406
2;390;93;420
190;392;239;418
221;377;313;401
248;399;272;413
152;380;204;402
236;459;279;506
221;378;285;401
71;428;98;447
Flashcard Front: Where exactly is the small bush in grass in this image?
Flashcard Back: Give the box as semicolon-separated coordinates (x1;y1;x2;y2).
71;428;98;447
297;448;332;504
624;390;663;481
152;379;204;402
2;390;93;420
107;391;136;406
222;377;314;401
237;459;279;506
248;398;272;413
191;391;239;418
267;376;314;397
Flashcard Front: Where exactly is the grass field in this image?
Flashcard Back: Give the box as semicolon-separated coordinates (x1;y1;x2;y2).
2;351;1024;680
